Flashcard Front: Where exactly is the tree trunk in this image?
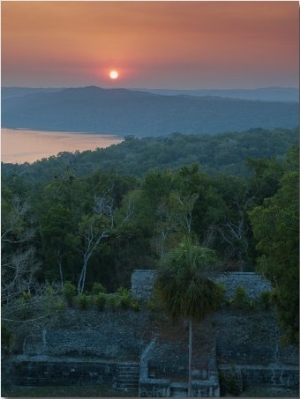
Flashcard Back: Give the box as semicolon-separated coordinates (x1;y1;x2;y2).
78;263;87;294
58;259;64;289
188;318;193;397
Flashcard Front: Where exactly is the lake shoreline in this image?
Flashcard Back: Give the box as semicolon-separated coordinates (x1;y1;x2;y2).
1;128;124;164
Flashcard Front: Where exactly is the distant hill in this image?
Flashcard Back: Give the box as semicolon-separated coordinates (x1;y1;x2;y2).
1;87;61;100
2;86;298;102
1;86;298;136
134;87;300;103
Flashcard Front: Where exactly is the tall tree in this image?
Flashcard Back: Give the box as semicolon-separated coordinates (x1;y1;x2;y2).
249;146;299;345
1;195;39;302
213;175;253;270
77;208;111;294
39;204;78;286
153;192;199;258
154;238;222;396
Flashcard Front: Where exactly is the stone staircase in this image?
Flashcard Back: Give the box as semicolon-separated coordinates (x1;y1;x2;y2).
116;362;139;391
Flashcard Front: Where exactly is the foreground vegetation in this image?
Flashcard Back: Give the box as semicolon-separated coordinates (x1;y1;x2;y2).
2;128;299;347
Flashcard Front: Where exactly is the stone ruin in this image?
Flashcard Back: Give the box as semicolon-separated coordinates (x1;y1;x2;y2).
131;269;272;301
2;270;298;397
131;269;298;397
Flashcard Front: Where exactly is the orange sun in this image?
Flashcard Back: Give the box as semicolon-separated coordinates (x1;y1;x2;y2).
109;70;119;80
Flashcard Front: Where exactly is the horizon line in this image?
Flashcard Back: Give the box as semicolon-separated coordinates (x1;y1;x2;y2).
2;85;299;91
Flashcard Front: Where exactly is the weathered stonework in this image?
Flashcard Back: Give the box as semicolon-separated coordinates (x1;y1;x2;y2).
214;272;272;300
219;364;299;392
2;270;298;396
131;269;272;300
21;310;146;360
214;309;299;366
9;356;118;387
131;270;156;300
139;339;220;397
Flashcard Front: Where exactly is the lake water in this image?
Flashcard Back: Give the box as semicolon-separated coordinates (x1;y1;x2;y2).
1;128;124;164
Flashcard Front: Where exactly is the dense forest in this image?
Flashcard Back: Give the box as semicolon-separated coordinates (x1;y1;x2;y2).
1;127;299;345
2;127;298;183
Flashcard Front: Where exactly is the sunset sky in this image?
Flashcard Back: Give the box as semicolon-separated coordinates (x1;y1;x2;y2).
1;1;299;90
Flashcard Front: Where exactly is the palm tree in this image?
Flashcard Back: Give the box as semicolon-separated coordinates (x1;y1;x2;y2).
154;237;223;397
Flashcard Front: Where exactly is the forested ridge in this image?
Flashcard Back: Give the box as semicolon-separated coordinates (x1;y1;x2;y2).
3;86;299;102
2;86;298;135
1;127;299;345
2;127;298;183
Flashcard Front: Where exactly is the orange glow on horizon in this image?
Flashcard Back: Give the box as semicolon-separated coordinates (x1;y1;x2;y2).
1;1;299;89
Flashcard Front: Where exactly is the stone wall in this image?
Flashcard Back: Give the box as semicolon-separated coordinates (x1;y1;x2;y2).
219;364;299;391
24;328;142;359
139;378;220;397
131;270;156;300
139;339;220;398
9;356;118;387
215;272;271;300
241;365;299;388
138;337;220;397
2;269;298;394
21;310;147;360
131;270;272;301
214;309;299;366
147;337;217;380
139;378;171;397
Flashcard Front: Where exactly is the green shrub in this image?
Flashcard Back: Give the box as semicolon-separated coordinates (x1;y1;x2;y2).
45;285;55;296
17;298;32;320
1;323;14;352
91;282;106;295
108;295;118;312
146;300;155;311
77;293;89;310
228;374;241;396
258;291;272;310
21;291;31;301
55;299;65;312
219;367;241;396
130;299;141;312
225;298;234;307
96;293;106;311
120;294;131;309
215;282;226;304
117;287;131;296
117;287;132;309
234;285;248;307
62;281;76;306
